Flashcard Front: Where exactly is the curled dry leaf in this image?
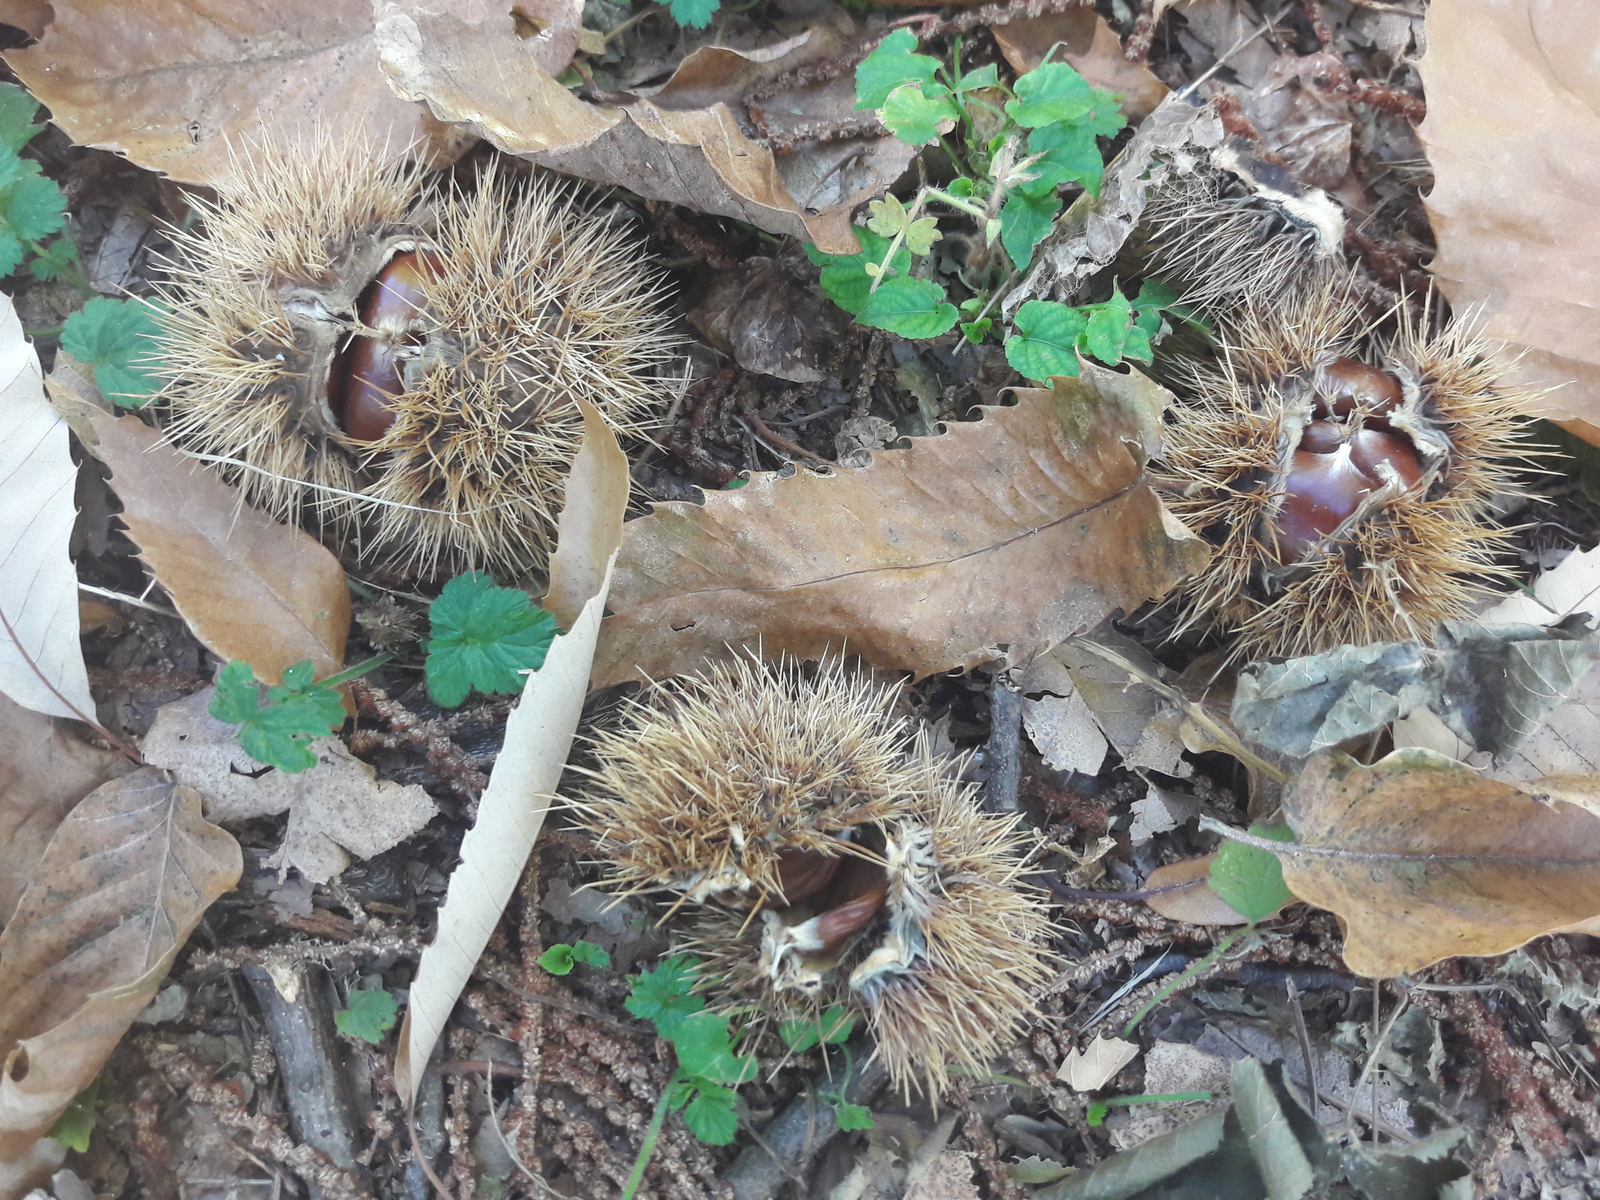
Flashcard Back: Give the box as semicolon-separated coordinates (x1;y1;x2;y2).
593;361;1209;685
69;404;349;688
0;693;132;923
0;771;241;1189
1419;0;1600;437
373;3;907;255
3;0;486;186
395;400;628;1104
141;688;437;883
0;295;95;723
1280;749;1600;977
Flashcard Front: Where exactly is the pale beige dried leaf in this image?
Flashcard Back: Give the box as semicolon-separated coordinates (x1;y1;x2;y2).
373;2;898;255
1281;749;1600;977
1418;0;1600;434
1057;1035;1141;1091
1023;686;1108;775
0;693;131;924
79;409;348;687
593;362;1209;686
0;771;240;1175
1144;855;1250;926
2;0;489;186
395;400;627;1105
140;689;437;883
0;295;94;723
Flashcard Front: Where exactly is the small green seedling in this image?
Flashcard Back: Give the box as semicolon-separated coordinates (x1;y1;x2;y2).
538;940;611;975
1085;1092;1215;1126
777;1006;873;1130
425;571;558;707
667;0;719;28
209;655;387;773
0;82;79;283
335;987;400;1043
49;1079;100;1152
60;296;165;406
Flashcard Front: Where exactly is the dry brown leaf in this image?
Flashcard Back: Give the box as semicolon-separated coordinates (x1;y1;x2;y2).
0;694;132;924
1280;749;1600;977
1419;0;1600;435
1143;855;1250;926
141;688;436;883
0;1;49;39
74;407;348;688
0;770;240;1185
373;3;903;255
593;361;1208;685
687;251;846;383
3;0;490;186
990;8;1168;121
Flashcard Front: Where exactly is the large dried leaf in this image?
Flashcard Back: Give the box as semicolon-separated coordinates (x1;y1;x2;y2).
73;407;348;687
141;689;437;883
3;0;488;186
395;400;627;1104
1419;0;1600;436
0;295;94;723
373;2;905;255
0;771;240;1180
0;694;131;925
1278;749;1600;977
593;362;1209;685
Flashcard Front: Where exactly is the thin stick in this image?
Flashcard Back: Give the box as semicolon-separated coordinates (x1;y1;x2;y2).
78;581;180;617
1285;977;1318;1121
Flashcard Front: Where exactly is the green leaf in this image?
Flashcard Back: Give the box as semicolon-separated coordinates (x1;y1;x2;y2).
805;227;912;316
857;275;958;339
682;1083;740;1144
1025;121;1109;198
833;1101;875;1131
209;658;346;774
1209;824;1294;924
1005;63;1096;128
672;1011;757;1084
1082;289;1133;364
49;1080;99;1153
570;939;611;968
667;0;719;27
902;217;941;256
1;170;65;242
59;297;165;406
881;82;960;146
29;234;78;281
953;63;999;92
999;187;1061;269
335;988;399;1043
1004;299;1087;382
961;317;992;343
0;231;24;278
425;572;558;707
854;29;941;111
0;84;43;153
865;193;909;238
780;1005;855;1053
626;955;706;1039
538;944;578;975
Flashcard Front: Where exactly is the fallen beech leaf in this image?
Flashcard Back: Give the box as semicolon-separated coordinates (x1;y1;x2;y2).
1057;1036;1140;1091
373;3;900;255
593;361;1209;685
1419;0;1600;434
1279;749;1600;977
395;399;627;1105
0;771;240;1183
0;295;94;723
75;407;348;688
4;0;482;186
141;688;437;883
1143;855;1250;927
990;8;1168;121
0;693;131;923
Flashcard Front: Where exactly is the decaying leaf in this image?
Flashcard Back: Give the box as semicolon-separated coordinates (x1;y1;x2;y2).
0;694;132;924
73;406;349;688
4;0;482;187
1279;750;1600;977
395;400;626;1104
1418;0;1600;436
141;688;437;883
1143;855;1251;927
373;3;905;255
593;361;1209;685
0;771;240;1187
1057;1036;1141;1091
687;251;846;383
0;294;95;723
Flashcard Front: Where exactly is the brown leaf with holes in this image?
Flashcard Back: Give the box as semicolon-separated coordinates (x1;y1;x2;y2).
373;2;909;255
3;0;500;186
592;361;1209;685
76;408;349;687
0;771;240;1183
1419;0;1600;439
1279;750;1600;977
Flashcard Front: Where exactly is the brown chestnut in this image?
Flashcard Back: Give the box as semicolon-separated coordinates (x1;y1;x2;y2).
1348;428;1424;493
1317;357;1403;420
1298;419;1343;454
773;848;842;905
332;250;439;443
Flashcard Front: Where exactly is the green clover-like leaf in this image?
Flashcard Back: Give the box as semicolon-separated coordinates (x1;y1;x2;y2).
625;955;706;1040
59;297;165;406
681;1084;740;1144
667;0;719;28
805;227;913;316
425;571;558;707
209;658;346;774
335;988;400;1043
866;193;909;238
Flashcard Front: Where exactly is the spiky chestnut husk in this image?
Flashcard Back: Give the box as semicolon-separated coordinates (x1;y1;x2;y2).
1156;278;1531;660
155;134;677;578
574;656;1055;1101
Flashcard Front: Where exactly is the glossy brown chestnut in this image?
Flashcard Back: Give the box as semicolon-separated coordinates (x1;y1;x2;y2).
1274;430;1425;559
806;855;889;958
1316;357;1403;420
332;250;439;443
1298;419;1343;454
773;848;842;905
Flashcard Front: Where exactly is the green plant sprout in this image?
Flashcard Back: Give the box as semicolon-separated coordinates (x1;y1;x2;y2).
209;655;388;773
48;1079;100;1152
779;1005;874;1130
537;940;611;975
1085;1091;1215;1126
620;956;758;1200
425;571;559;707
1120;824;1295;1038
335;987;400;1043
0;82;82;286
